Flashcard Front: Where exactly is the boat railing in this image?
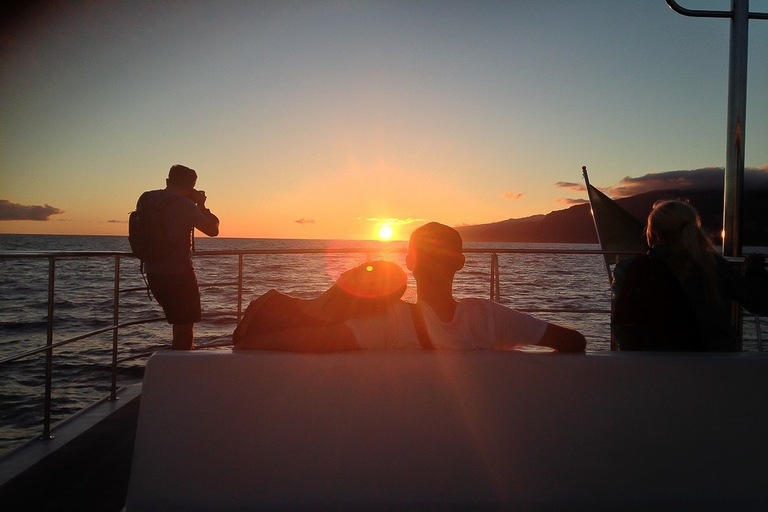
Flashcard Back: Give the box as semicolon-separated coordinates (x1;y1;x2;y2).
0;246;760;443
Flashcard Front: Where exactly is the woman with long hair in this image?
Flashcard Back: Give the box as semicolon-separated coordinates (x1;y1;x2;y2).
612;200;768;351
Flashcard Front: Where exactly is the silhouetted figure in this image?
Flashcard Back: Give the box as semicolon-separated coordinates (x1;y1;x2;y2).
235;222;586;352
139;164;219;349
612;200;768;351
232;260;408;344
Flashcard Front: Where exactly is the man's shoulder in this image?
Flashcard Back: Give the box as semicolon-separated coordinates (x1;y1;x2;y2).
141;190;197;212
460;297;535;321
458;297;493;309
456;297;496;317
139;189;174;206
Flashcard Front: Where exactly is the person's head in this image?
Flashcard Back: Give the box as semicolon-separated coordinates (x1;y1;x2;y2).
646;199;718;297
406;222;465;278
645;199;712;250
166;164;197;192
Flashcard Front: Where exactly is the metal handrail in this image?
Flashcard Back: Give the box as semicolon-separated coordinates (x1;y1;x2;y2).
0;317;167;366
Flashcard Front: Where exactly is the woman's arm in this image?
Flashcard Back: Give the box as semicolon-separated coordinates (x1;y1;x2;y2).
723;254;768;314
536;323;587;353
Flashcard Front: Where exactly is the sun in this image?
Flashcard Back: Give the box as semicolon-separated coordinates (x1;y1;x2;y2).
378;225;394;240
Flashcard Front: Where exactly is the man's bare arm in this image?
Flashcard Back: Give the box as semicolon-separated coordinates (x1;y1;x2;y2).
195;208;219;237
190;190;219;237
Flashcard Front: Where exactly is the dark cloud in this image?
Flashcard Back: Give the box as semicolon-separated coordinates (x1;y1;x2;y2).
0;200;64;220
558;198;588;206
295;218;315;225
108;219;127;223
556;182;586;192
603;166;768;197
502;192;524;200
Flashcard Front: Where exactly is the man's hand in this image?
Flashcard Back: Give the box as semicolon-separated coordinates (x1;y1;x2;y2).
190;189;207;207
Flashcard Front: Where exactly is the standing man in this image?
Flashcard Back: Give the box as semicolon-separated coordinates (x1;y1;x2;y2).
139;164;219;349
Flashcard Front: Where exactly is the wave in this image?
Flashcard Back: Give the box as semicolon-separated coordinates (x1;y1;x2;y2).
0;320;49;331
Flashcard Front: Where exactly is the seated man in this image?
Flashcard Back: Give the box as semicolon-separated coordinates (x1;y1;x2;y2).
235;222;586;353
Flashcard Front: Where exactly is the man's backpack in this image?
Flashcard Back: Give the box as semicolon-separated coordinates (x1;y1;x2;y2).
128;193;181;265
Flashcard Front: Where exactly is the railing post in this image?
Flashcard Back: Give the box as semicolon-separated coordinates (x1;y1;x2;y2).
42;256;55;440
110;255;120;401
237;254;244;322
490;253;500;301
726;1;750;350
723;0;749;260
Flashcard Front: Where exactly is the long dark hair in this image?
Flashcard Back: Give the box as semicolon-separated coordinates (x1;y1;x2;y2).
645;200;718;301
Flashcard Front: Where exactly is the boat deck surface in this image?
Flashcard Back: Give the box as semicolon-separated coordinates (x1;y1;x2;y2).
0;394;140;511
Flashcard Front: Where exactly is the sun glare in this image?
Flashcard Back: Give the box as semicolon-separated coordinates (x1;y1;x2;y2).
378;225;394;240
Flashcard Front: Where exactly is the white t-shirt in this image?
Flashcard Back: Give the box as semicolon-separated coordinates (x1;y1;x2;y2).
346;298;548;350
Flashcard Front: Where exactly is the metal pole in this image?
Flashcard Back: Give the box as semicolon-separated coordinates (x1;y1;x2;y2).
237;254;244;322
491;252;499;300
110;255;120;401
490;253;499;301
723;0;749;259
42;256;55;440
724;0;749;349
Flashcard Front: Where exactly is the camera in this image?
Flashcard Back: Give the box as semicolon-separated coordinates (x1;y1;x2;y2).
190;189;206;206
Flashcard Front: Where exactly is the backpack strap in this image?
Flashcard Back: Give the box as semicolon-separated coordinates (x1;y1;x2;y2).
409;303;435;350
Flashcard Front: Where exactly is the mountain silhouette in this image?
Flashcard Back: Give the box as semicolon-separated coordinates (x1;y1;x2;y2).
456;189;768;245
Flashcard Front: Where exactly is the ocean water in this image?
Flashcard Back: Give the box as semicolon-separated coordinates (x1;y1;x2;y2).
0;234;763;456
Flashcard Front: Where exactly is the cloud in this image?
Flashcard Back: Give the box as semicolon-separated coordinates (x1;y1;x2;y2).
295;218;315;225
108;219;127;223
555;182;586;192
558;197;588;206
0;200;64;221
502;192;524;200
602;166;768;197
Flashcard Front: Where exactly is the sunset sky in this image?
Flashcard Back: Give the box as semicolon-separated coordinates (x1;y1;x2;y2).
1;1;767;240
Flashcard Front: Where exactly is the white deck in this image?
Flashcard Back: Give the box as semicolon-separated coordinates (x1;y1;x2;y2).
126;351;768;510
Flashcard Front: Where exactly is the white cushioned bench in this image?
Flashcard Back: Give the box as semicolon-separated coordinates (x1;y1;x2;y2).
126;351;768;510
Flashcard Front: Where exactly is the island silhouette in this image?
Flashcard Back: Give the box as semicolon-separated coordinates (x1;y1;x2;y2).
456;188;768;246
